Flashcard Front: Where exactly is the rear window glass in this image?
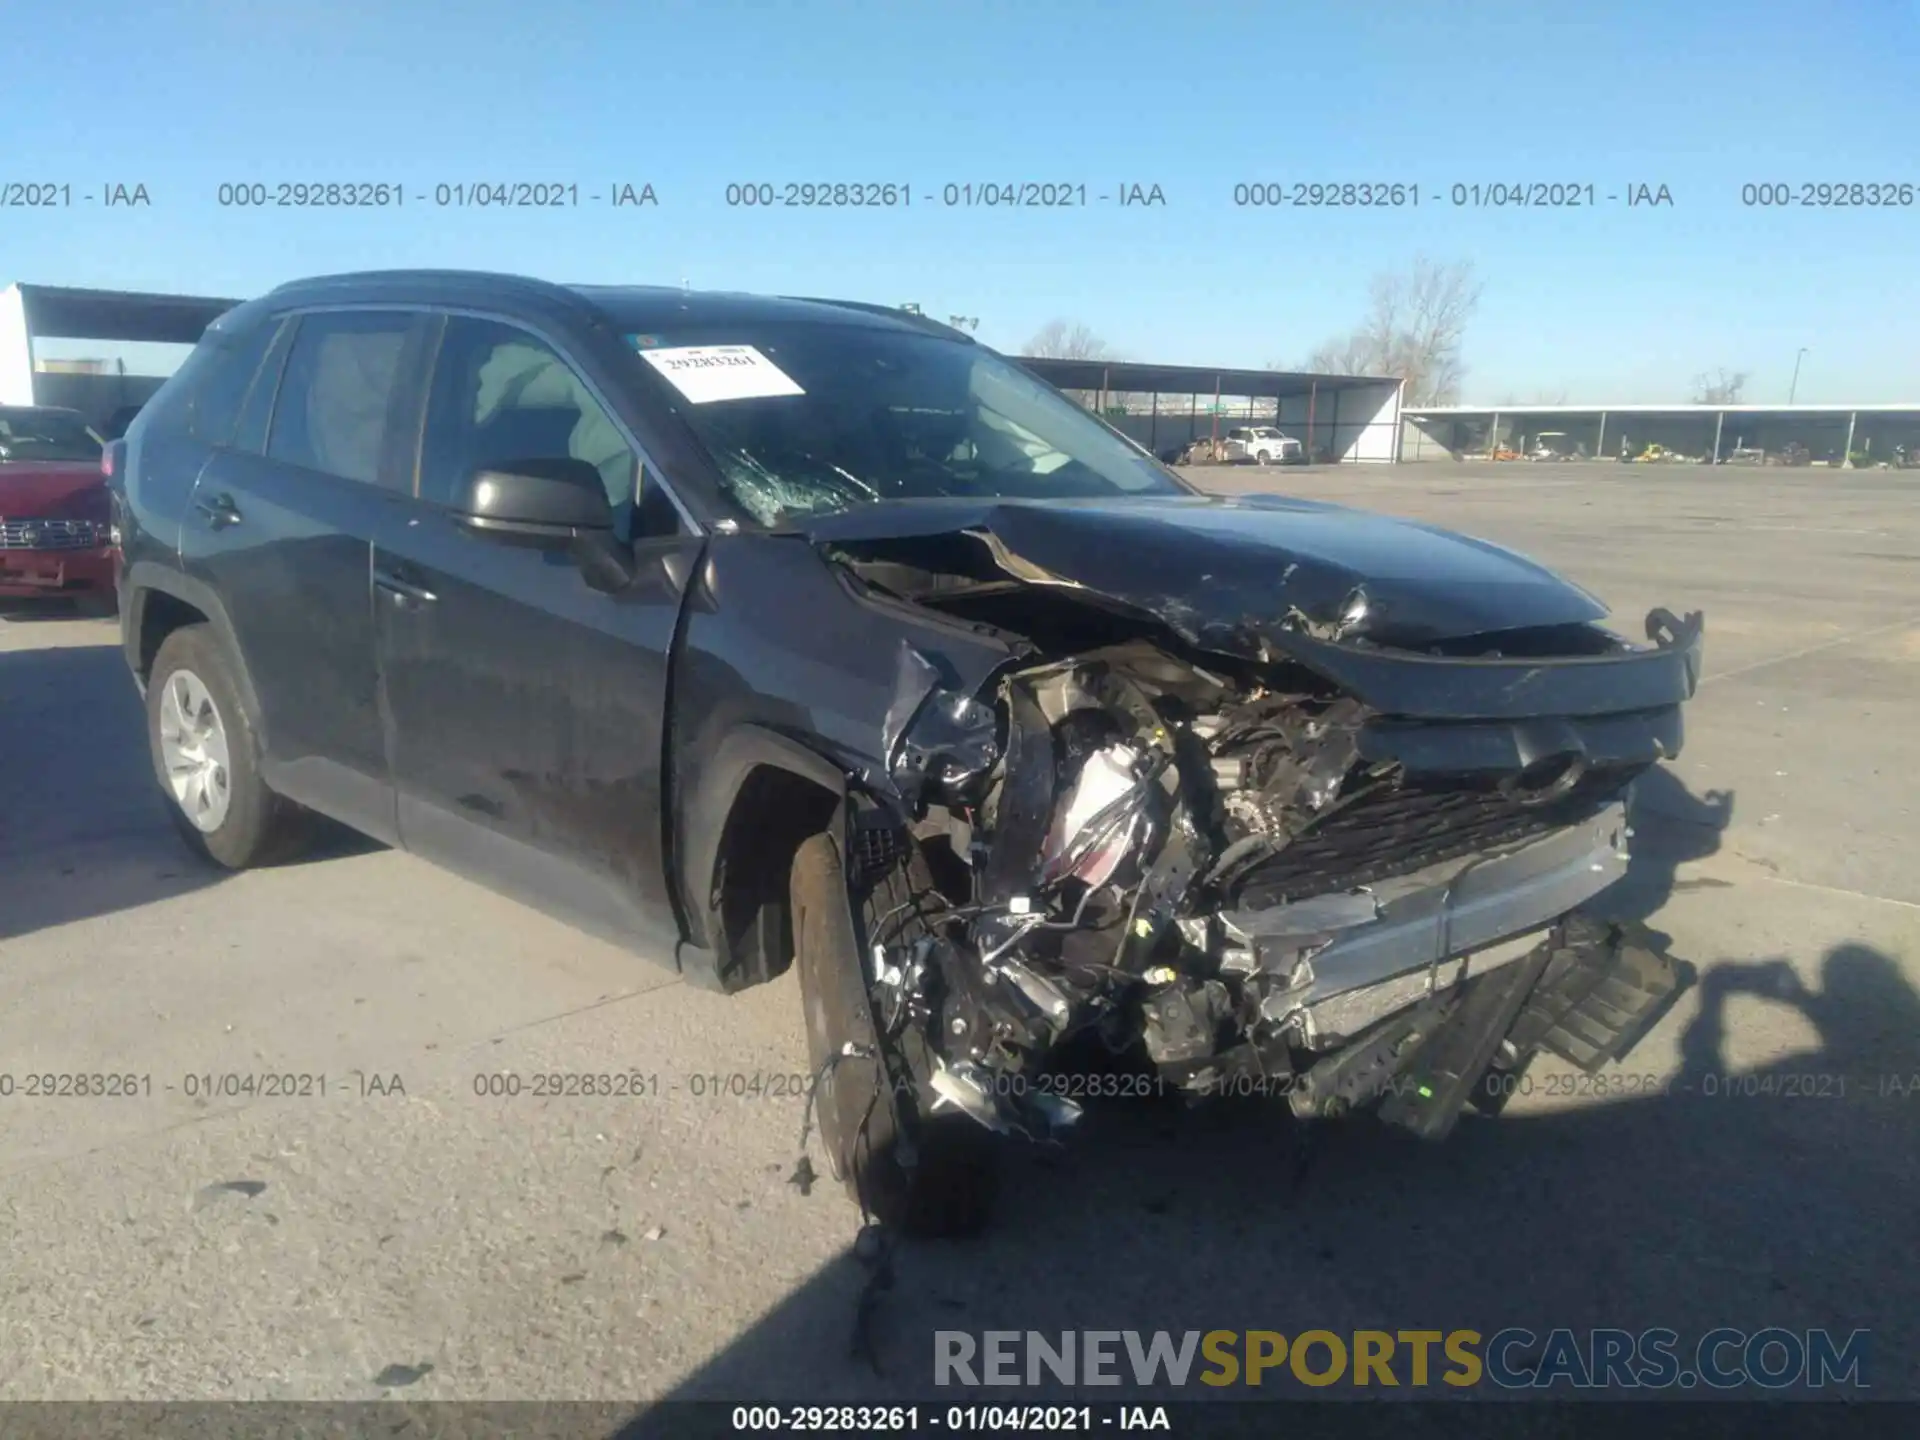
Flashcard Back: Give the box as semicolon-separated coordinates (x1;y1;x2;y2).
266;312;412;486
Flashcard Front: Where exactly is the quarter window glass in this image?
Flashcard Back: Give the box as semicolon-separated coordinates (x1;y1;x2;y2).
186;321;276;446
229;318;298;456
420;317;638;529
266;313;412;486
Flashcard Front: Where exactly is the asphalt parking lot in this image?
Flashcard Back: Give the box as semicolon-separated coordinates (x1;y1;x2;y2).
2;461;1916;1406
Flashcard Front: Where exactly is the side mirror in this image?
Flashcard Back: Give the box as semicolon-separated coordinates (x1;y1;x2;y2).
451;457;614;541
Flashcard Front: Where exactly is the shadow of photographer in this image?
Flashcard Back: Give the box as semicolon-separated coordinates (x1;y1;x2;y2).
622;767;1917;1419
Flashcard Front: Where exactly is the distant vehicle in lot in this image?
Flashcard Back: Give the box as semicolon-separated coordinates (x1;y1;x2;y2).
1168;435;1239;465
1527;432;1584;461
0;404;115;605
112;269;1701;1236
1224;425;1303;464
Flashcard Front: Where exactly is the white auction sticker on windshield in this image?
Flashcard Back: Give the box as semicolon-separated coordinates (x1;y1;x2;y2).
639;345;805;404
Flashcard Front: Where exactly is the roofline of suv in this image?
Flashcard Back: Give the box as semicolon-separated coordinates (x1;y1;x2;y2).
776;296;977;342
263;269;600;318
260;271;969;342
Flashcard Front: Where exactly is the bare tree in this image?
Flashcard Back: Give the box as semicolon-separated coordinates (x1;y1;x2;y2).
1299;256;1484;406
1024;319;1114;361
1299;334;1375;379
1022;319;1136;412
1690;368;1749;404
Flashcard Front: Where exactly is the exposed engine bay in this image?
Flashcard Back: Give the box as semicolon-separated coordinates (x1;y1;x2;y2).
824;508;1705;1148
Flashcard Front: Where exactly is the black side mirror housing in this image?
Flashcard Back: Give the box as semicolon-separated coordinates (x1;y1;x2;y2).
572;531;639;594
452;457;615;540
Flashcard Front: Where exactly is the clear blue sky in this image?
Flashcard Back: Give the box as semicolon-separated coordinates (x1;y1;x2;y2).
7;0;1919;402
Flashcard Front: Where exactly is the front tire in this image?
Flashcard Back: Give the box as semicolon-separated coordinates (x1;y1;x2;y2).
790;830;998;1237
146;624;312;869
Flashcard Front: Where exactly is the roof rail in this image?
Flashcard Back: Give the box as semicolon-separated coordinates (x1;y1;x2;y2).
266;269;582;305
779;295;975;341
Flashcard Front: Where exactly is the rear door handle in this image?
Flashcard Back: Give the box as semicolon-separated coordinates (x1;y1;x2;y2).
193;492;242;529
373;567;438;605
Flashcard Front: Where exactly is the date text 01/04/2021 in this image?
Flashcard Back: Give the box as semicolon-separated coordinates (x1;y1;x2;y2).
1229;182;1675;207
721;182;1168;208
729;1404;1168;1432
467;1072;818;1099
0;182;150;207
0;1072;398;1099
209;182;659;208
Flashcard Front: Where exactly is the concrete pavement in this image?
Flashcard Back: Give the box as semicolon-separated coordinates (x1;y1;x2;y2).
2;463;1915;1403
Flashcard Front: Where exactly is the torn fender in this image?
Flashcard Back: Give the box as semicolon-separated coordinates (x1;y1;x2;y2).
667;533;1019;955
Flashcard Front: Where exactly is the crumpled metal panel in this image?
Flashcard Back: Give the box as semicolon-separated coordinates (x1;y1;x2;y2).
802;495;1704;721
1256;801;1631;1045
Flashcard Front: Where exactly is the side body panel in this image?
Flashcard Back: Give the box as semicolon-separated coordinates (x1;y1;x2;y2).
373;507;702;959
370;300;711;961
179;447;405;841
173;312;434;842
114;385;212;610
669;534;1018;953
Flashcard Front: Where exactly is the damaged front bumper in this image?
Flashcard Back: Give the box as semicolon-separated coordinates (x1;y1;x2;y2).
1286;910;1682;1140
853;603;1700;1149
1235;799;1629;1049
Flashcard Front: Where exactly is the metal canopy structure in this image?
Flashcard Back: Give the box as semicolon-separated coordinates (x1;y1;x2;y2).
1406;402;1920;416
1;283;245;431
0;281;1412;460
1018;356;1390;400
9;283;241;345
1018;357;1405;463
1402;402;1920;466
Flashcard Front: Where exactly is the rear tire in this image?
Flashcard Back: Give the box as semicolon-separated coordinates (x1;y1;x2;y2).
790;830;998;1237
146;624;312;869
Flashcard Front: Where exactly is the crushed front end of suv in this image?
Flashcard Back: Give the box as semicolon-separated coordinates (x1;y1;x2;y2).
799;494;1700;1231
111;273;1701;1239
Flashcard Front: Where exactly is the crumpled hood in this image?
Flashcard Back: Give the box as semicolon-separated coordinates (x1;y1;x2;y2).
0;462;109;521
797;492;1610;652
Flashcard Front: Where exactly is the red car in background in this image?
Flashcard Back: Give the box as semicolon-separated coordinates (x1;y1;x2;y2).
0;405;116;608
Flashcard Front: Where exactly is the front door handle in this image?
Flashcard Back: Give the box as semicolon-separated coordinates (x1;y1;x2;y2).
193;492;242;529
373;568;438;605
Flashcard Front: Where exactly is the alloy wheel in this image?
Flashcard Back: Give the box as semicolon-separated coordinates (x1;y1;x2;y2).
158;668;233;832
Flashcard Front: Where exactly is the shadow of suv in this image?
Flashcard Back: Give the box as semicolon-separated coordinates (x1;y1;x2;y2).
113;270;1704;1238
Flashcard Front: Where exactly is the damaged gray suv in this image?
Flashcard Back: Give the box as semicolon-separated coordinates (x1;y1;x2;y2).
112;271;1701;1237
